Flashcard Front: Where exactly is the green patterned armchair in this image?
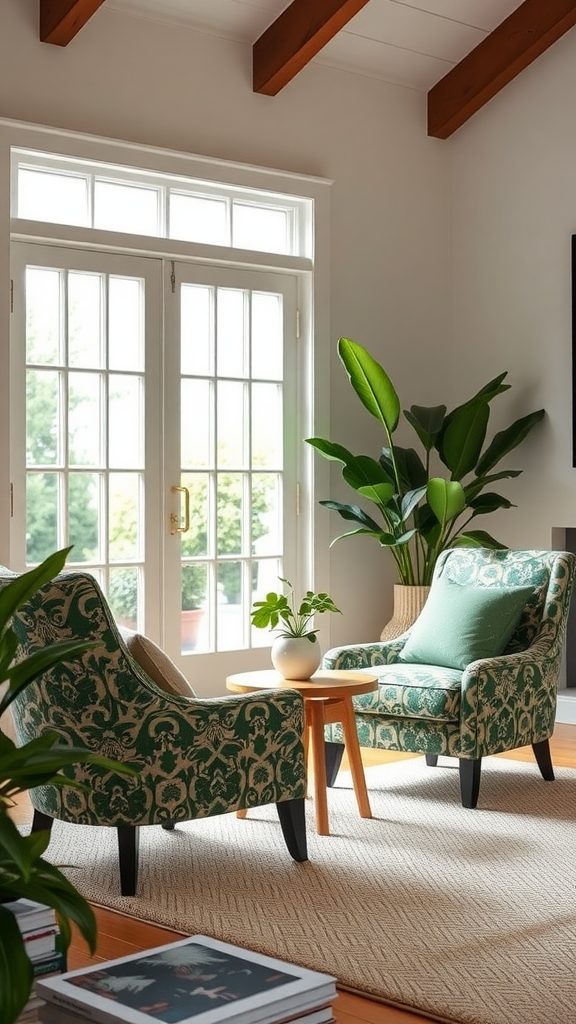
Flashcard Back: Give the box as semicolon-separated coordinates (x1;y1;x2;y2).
323;549;576;808
1;567;308;896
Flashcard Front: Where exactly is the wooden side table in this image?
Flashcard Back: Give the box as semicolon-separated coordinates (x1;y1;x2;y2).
226;669;378;836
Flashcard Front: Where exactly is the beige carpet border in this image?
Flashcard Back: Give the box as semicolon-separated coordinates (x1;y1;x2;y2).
41;757;576;1024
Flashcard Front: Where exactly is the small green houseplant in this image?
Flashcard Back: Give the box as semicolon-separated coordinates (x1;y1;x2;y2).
251;578;341;680
0;548;134;1024
306;338;545;586
251;578;341;641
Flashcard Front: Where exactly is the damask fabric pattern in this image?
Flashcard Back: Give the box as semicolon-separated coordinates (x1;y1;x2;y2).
323;549;576;760
351;663;463;721
1;568;307;827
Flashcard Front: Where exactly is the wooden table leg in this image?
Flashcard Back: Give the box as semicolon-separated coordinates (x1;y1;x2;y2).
339;697;372;819
307;700;330;836
236;809;248;819
302;716;311;798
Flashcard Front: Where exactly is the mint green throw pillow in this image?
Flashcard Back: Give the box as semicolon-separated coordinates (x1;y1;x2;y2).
399;575;533;670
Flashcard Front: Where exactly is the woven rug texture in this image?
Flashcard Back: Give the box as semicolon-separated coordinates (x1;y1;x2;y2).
40;756;576;1024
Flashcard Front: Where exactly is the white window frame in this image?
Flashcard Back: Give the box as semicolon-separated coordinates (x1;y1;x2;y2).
11;148;313;258
0;116;332;603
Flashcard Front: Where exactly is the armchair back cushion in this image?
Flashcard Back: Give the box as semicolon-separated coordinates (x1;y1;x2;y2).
119;627;196;697
399;575;534;670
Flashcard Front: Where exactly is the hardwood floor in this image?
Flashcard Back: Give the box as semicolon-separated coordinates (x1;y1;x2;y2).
11;723;576;1024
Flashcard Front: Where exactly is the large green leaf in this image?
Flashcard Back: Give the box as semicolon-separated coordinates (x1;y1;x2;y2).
400;485;428;523
381;446;427;490
427;478;466;525
418;518;441;547
0;904;33;1023
0;630;19;680
319;500;384;533
305;437;355;464
439;400;490;479
1;639;97;715
338;338;400;433
0;548;72;637
451;530;508;549
404;405;446;452
441;374;510;438
468;371;510;403
387;529;418;547
0;811;46;877
357;482;395;506
0;735;135;777
475;409;546;476
306;440;398;498
342;454;395;493
329;528;387;547
0;741;137;799
0;827;97;951
468;492;515;515
463;469;522;502
436;373;510;462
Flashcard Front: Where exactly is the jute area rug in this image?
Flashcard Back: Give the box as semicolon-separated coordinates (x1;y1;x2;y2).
41;756;576;1024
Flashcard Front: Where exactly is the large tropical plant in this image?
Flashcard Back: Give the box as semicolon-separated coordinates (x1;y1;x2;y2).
306;338;545;586
0;548;135;1024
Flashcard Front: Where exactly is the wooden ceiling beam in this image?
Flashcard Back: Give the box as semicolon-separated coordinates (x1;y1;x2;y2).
428;0;576;139
40;0;107;46
253;0;371;96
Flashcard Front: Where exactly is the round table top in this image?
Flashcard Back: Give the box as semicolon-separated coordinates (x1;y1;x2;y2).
226;668;378;700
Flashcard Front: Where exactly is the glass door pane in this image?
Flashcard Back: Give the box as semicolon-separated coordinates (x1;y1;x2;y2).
163;263;298;687
12;246;301;697
11;243;162;637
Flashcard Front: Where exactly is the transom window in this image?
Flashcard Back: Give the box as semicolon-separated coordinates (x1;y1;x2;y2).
12;149;313;257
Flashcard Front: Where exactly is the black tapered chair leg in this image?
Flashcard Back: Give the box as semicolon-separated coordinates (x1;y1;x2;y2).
31;809;54;834
162;821;176;830
425;754;439;767
117;826;139;896
459;758;481;808
276;798;308;862
325;741;345;787
532;739;555;781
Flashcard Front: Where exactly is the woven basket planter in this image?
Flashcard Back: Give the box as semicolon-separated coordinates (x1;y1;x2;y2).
380;584;430;641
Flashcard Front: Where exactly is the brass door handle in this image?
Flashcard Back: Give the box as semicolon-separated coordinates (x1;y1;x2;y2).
170;485;190;534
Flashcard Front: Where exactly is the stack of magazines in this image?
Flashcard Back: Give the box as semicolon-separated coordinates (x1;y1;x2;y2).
7;898;66;1023
35;934;338;1024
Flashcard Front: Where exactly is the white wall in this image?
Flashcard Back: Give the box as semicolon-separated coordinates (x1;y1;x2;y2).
451;28;576;553
0;0;452;649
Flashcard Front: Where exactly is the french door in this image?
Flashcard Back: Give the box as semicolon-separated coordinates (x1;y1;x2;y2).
10;242;299;693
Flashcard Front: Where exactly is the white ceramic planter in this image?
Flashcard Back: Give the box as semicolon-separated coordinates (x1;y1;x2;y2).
271;635;321;680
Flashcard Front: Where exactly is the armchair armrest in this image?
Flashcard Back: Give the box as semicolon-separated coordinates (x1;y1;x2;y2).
459;642;560;759
323;636;408;670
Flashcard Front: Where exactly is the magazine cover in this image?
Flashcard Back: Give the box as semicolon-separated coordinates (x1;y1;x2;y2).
36;934;336;1024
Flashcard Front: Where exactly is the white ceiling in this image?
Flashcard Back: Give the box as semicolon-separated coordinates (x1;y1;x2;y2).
105;0;525;93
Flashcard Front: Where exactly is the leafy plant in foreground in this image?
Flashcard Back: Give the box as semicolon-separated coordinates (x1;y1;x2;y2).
0;548;136;1024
